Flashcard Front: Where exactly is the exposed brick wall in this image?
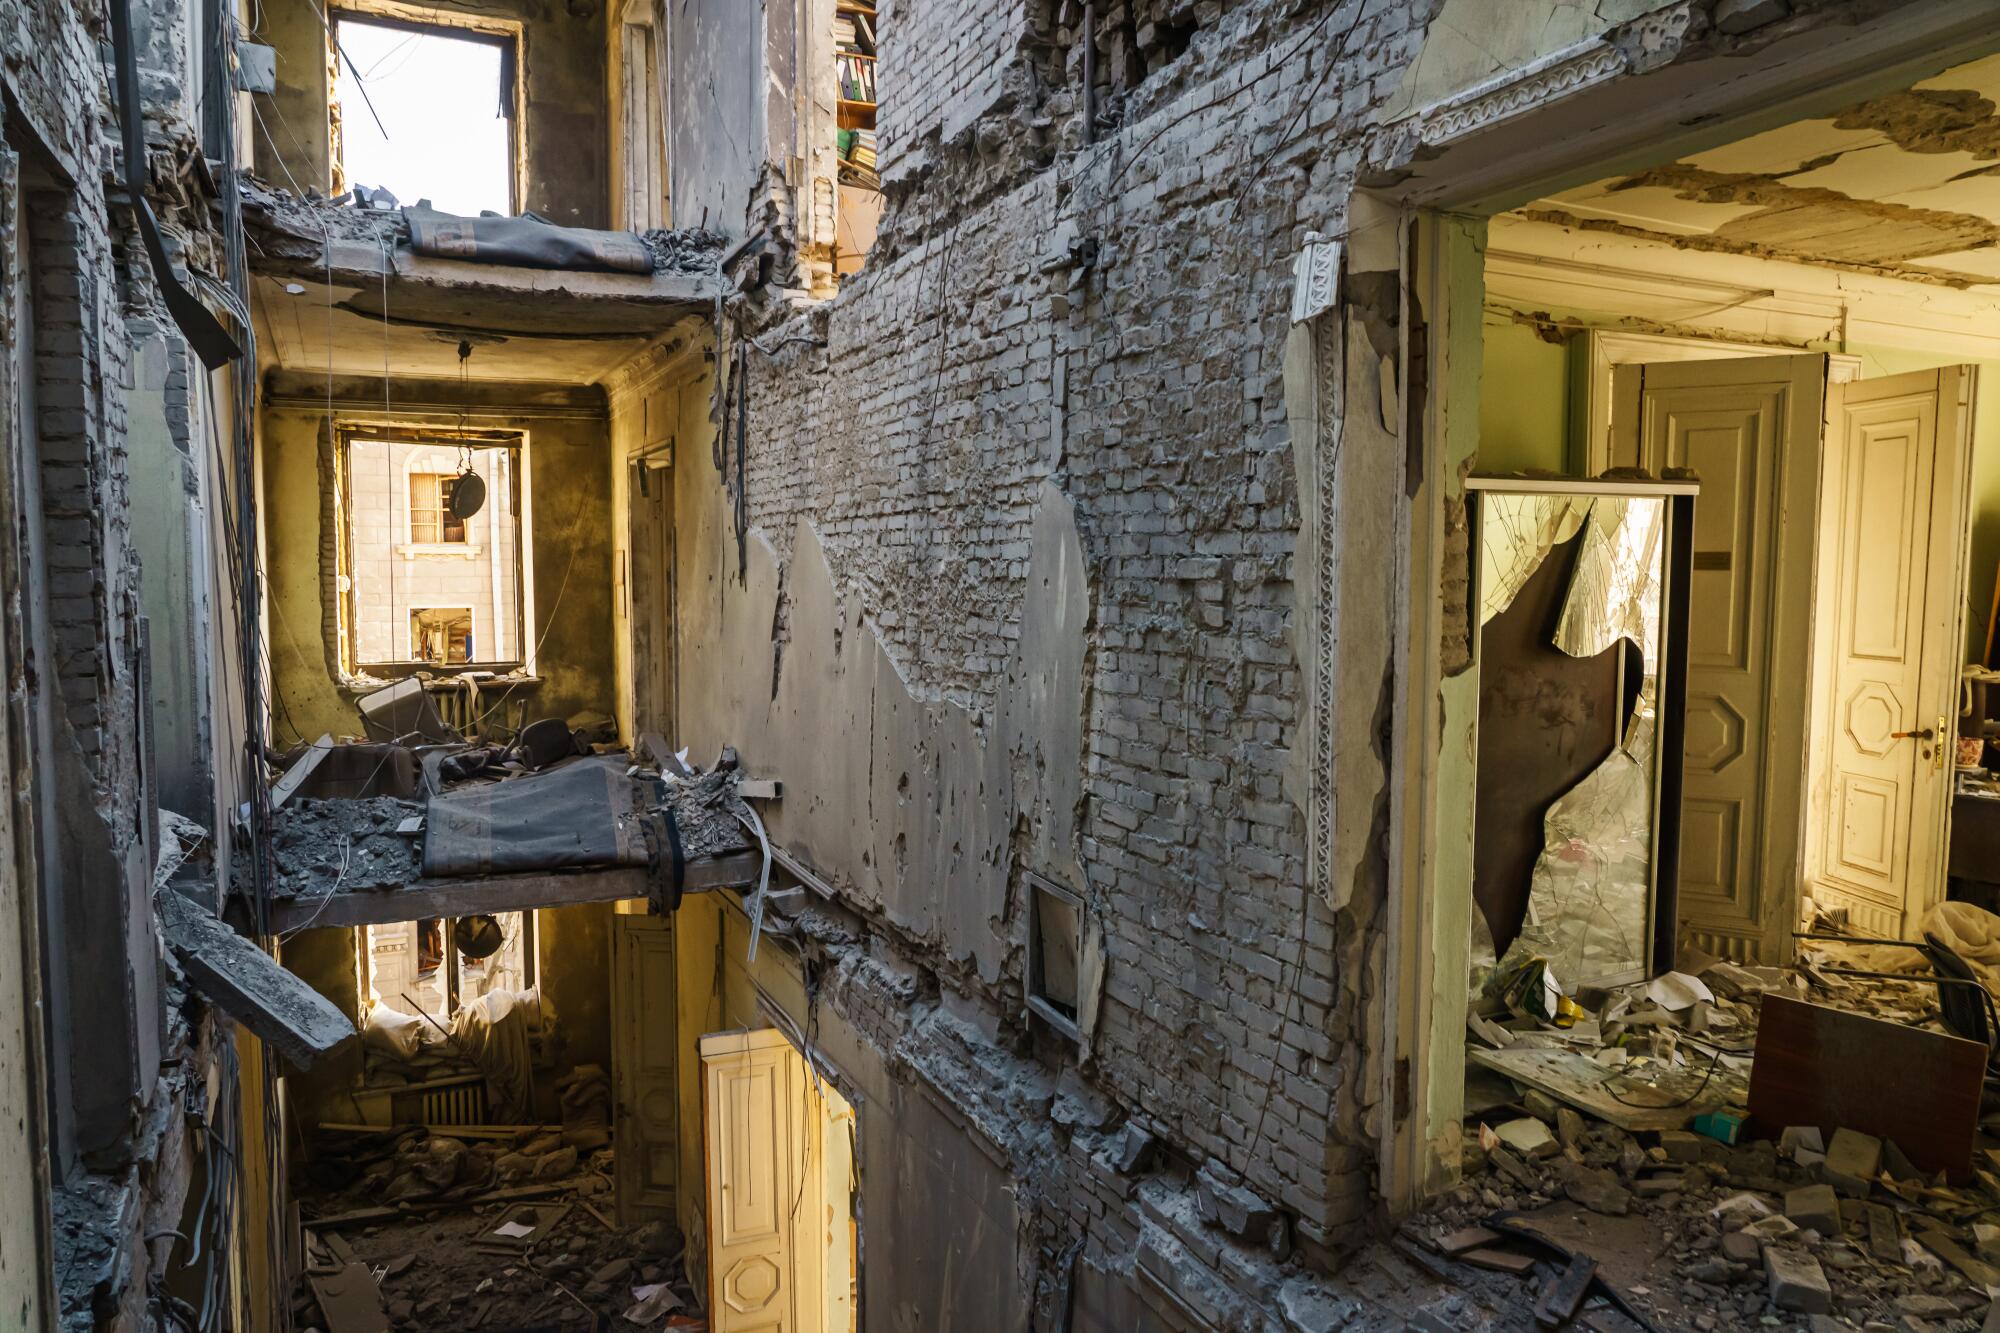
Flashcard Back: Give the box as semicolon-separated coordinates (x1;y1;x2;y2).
728;0;1437;1264
875;0;1032;177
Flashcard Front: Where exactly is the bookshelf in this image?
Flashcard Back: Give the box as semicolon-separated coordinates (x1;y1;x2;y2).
833;0;881;273
834;0;878;186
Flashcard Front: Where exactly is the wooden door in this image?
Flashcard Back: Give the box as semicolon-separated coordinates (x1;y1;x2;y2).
626;458;675;735
702;1029;823;1333
1609;355;1827;963
613;913;678;1222
1806;367;1974;937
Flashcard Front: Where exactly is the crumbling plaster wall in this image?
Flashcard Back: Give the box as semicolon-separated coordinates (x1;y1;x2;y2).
259;380;618;742
670;4;1426;1300
250;0;610;228
2;0;271;1325
652;0;1953;1316
664;0;764;235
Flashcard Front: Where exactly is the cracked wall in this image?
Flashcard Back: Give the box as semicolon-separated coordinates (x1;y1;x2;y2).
634;0;1973;1324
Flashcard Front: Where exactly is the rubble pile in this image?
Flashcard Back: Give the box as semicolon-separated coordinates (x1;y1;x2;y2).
265;796;425;899
1409;915;2000;1331
293;1119;703;1331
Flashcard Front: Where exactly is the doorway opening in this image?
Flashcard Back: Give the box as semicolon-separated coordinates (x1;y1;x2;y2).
699;1027;859;1333
1405;42;2000;1250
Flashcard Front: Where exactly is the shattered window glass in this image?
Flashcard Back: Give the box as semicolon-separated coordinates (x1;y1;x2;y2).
1555;496;1665;669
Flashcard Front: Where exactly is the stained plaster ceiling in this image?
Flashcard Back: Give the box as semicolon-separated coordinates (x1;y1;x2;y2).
252;273;664;384
1517;52;2000;287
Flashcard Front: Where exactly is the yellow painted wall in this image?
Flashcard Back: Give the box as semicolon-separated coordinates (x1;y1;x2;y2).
258;402;618;746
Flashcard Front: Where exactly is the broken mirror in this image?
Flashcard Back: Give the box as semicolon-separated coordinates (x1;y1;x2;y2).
1470;480;1691;992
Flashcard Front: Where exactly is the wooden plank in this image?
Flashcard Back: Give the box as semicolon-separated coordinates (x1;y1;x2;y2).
309;1262;389;1333
263;851;761;931
1747;994;1984;1179
1467;1046;1717;1133
1535;1254;1597;1327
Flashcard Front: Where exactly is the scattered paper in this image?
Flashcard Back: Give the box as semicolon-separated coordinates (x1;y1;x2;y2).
492;1220;538;1240
1645;971;1714;1012
624;1282;683;1323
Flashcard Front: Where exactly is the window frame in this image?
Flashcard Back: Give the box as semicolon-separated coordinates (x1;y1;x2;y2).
407;471;469;546
335;424;534;676
328;7;524;215
355;912;540;1029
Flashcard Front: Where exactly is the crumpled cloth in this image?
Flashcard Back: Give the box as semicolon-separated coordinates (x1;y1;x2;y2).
1835;901;2000;999
449;986;555;1122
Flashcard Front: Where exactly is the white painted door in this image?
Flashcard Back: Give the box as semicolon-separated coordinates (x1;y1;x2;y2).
1806;367;1975;938
613;913;678;1222
1609;355;1828;963
702;1028;824;1333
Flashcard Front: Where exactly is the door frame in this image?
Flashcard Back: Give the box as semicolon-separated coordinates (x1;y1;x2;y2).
627;451;676;736
613;911;679;1223
1369;8;2000;1212
698;1022;861;1333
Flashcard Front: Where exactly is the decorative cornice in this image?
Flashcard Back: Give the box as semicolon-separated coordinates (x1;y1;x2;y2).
1412;39;1628;149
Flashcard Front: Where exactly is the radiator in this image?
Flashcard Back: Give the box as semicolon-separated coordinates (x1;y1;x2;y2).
426;681;475;736
422;1079;487;1126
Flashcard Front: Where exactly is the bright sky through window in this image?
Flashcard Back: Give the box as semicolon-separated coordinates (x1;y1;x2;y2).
336;19;513;217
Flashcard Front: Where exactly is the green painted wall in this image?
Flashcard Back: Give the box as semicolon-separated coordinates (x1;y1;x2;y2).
1476;314;1569;475
1475;322;2000;661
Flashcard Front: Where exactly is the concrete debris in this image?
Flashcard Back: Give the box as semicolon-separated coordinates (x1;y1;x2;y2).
160;891;356;1067
1431;906;2000;1329
295;1133;691;1332
1194;1165;1277;1240
1764;1245;1834;1314
1823;1127;1884;1197
261;796;426;899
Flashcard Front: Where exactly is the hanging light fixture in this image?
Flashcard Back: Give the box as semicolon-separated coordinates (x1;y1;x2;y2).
450;339;488;520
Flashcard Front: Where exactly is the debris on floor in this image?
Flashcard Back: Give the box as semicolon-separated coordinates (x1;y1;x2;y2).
253;736;756;902
292;1126;702;1331
1423;901;2000;1329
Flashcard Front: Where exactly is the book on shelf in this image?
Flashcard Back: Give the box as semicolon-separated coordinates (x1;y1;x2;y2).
837;53;876;103
838;128;877;169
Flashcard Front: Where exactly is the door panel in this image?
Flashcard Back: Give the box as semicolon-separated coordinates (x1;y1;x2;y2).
702;1029;823;1333
1610;355;1827;963
627;459;675;735
614;914;678;1221
1806;368;1974;937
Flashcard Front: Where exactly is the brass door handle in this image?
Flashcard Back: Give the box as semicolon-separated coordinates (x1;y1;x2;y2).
1892;727;1936;740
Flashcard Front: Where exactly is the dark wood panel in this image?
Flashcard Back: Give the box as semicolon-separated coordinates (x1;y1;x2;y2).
1747;994;1984;1179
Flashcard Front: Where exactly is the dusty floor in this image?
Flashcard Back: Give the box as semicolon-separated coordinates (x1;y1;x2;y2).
300;1194;696;1331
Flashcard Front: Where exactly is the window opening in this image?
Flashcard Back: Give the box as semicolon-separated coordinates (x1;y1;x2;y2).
409;606;474;664
339;432;526;670
1025;872;1082;1040
359;911;535;1025
331;14;516;215
409;473;468;544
